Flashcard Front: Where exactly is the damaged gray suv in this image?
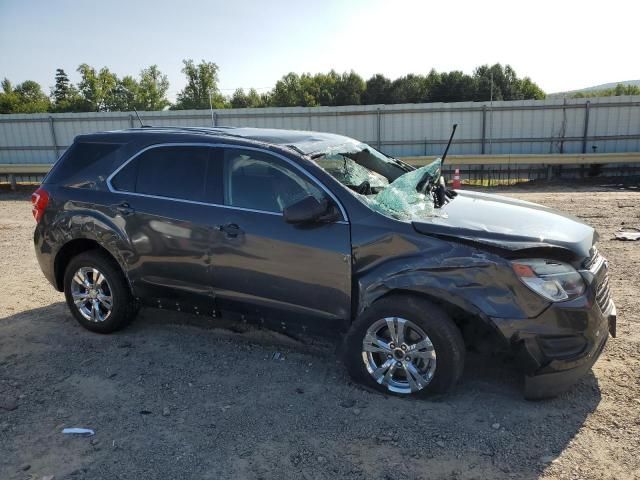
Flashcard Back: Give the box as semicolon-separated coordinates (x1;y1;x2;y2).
33;126;616;400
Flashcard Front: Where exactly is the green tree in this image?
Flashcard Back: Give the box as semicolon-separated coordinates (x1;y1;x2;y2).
269;70;365;107
312;71;339;105
74;64;170;111
259;91;272;107
109;75;139;111
174;59;226;109
473;64;504;101
1;63;548;113
245;88;264;107
362;74;392;104
271;73;310;107
53;69;71;105
137;65;170;110
517;77;545;100
230;87;263;108
77;64;99;110
230;88;248;108
388;74;429;104
430;70;476;102
573;83;640;98
334;71;365;106
0;78;20;113
77;64;119;111
263;65;545;107
15;80;50;111
51;68;84;112
473;64;545;101
0;79;51;113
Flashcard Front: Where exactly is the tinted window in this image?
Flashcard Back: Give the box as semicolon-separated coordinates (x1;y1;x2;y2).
111;146;220;203
223;148;324;213
45;142;122;185
110;156;137;192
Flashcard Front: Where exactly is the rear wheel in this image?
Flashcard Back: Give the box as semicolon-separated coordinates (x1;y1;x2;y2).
63;250;138;333
344;295;465;397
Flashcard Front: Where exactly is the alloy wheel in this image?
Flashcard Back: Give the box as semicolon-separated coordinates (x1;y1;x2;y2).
361;317;437;394
70;267;113;322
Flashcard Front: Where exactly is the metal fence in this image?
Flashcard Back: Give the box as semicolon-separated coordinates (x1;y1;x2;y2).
3;153;639;190
1;96;639;166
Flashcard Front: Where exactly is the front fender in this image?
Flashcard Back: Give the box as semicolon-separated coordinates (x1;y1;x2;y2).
355;252;549;324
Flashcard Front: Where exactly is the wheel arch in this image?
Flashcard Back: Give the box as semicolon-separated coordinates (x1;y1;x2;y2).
358;287;509;352
54;238;129;292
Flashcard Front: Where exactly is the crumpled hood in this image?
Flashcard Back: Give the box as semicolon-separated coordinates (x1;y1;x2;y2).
412;190;595;257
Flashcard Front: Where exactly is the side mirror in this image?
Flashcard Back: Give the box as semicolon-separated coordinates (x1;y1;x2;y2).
283;196;337;224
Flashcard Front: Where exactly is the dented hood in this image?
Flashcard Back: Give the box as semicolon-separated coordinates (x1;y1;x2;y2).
412;190;595;257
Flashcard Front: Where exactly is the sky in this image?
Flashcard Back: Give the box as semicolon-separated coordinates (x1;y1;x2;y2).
1;0;638;100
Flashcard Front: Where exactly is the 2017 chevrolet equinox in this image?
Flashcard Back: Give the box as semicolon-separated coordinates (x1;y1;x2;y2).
32;126;617;399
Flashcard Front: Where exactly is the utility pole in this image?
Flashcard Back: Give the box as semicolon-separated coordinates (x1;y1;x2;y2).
209;90;215;127
488;71;494;155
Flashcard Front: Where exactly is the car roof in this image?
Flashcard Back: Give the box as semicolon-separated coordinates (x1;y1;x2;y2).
79;126;361;156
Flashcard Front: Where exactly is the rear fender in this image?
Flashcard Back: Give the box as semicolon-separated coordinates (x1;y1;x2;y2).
48;207;135;288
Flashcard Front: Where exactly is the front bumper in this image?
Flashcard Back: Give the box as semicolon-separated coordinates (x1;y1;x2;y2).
490;273;616;400
492;249;617;400
523;306;612;400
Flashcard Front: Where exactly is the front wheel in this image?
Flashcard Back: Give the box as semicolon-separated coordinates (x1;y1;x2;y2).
343;295;465;397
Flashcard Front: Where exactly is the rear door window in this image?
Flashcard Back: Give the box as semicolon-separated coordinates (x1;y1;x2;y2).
111;146;222;203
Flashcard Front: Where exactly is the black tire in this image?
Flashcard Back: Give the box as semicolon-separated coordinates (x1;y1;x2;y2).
343;294;465;397
63;249;138;333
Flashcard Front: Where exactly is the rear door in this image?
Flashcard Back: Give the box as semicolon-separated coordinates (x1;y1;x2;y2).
210;146;352;327
108;144;222;312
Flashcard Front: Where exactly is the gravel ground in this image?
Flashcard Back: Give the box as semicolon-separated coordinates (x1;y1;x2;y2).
0;184;639;480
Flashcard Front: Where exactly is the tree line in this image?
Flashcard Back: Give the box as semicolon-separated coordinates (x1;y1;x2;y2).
572;83;640;98
0;60;548;114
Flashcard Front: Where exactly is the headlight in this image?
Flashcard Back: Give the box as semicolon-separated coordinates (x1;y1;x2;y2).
511;259;586;302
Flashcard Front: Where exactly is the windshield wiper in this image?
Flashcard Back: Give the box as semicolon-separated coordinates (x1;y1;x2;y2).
287;144;307;156
389;157;413;172
373;148;413;172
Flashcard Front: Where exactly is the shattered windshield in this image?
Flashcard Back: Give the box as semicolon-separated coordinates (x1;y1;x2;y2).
320;153;390;189
313;143;444;221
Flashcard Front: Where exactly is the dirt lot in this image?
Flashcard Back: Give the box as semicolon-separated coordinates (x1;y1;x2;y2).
1;184;639;480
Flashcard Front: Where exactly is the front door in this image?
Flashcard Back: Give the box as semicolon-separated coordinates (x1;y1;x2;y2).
211;146;352;329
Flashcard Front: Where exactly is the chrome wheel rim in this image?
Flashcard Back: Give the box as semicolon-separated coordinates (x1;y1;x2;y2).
362;317;437;394
70;267;113;322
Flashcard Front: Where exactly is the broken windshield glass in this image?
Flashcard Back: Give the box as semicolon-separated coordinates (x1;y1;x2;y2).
320;153;389;189
357;160;442;221
313;143;444;221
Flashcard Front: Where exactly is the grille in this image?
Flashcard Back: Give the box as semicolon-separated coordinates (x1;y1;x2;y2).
583;246;600;270
595;273;612;312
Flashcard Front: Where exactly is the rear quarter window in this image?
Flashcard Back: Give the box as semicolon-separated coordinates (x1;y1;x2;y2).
45;142;123;185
